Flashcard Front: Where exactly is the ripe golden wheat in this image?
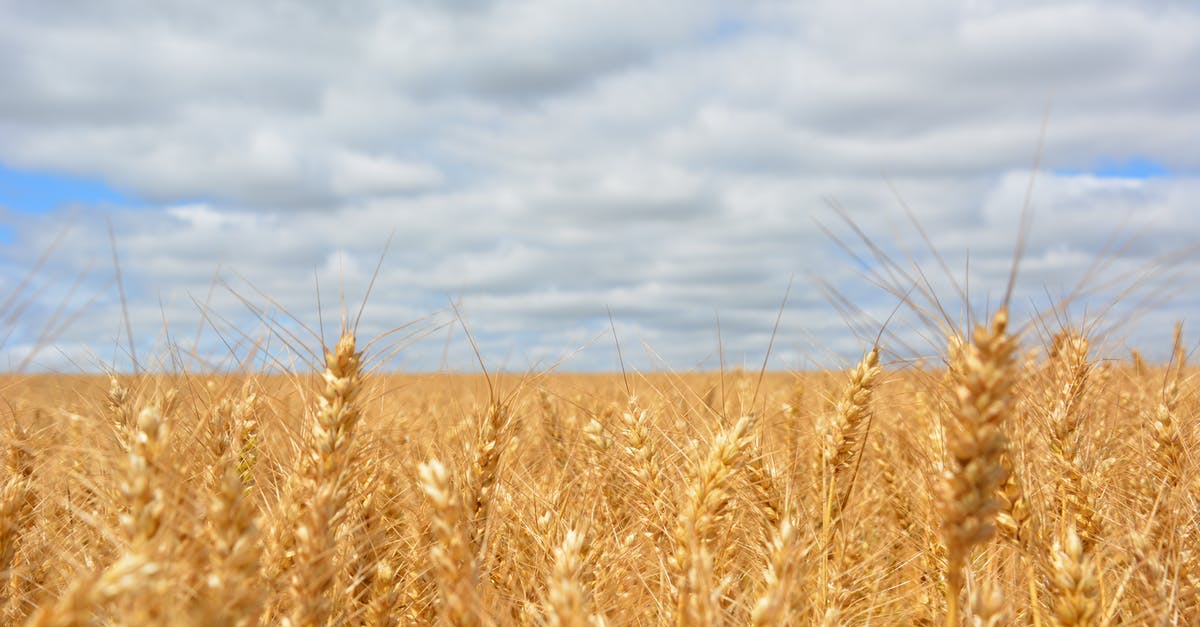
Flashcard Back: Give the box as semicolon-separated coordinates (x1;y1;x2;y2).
0;315;1197;625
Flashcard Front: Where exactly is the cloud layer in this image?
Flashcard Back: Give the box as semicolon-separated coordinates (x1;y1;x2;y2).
1;0;1198;372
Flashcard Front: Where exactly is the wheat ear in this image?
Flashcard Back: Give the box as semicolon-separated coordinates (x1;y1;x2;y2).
1046;332;1102;550
545;528;602;627
820;347;881;526
24;554;159;627
750;518;796;626
419;458;482;626
672;414;757;626
971;579;1008;627
1148;322;1185;492
287;332;364;627
1047;527;1098;626
1;422;35;621
466;402;510;550
616;396;671;549
937;309;1017;626
201;386;263;626
120;405;166;553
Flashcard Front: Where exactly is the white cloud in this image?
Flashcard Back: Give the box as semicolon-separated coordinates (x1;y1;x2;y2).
331;151;445;195
0;0;1197;372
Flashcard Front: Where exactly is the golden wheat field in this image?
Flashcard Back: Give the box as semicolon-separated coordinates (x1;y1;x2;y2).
0;314;1196;626
4;1;1200;623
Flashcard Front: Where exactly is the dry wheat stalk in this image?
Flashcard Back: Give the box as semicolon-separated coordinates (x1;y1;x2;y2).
103;377;133;447
995;450;1031;545
24;554;160;627
1047;527;1098;627
286;332;364;627
971;579;1007;627
538;389;570;470
466;402;510;552
544;528;602;627
672;414;757;627
617;396;666;518
750;518;796;626
613;395;675;574
119;405;166;552
1044;333;1103;549
419;458;482;626
111;399;173;624
1147;325;1185;493
347;481;402;627
781;378;805;471
814;348;881;617
200;386;263;626
820;347;881;525
937;309;1018;626
743;450;783;554
1047;333;1091;457
1;422;35;621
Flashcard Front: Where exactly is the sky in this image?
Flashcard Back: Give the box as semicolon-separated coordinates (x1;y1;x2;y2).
1;0;1198;373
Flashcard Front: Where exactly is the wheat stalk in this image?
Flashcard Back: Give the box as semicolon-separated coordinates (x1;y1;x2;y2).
750;518;796;626
1047;527;1098;627
544;528;603;627
1;422;35;621
419;458;482;626
672;414;757;627
200;385;263;626
286;332;364;627
937;309;1017;626
820;347;881;526
466;402;510;552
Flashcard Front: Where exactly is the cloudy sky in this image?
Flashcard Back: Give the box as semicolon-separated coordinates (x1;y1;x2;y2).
1;0;1198;373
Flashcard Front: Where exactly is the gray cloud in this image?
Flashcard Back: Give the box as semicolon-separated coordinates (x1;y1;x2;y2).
1;0;1197;372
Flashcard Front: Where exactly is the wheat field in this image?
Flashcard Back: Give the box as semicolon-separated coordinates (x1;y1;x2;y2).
0;311;1196;626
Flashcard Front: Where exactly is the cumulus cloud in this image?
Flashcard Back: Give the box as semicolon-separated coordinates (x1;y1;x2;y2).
0;0;1197;372
330;152;446;195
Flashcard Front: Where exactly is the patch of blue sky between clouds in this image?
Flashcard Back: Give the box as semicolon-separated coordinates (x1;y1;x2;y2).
0;163;142;214
702;16;749;45
1056;156;1171;179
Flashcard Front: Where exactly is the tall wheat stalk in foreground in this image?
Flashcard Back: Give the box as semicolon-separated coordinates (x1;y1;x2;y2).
287;332;364;627
816;346;881;617
938;309;1018;626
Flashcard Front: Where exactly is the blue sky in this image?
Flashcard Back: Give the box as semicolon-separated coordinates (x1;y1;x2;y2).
0;164;138;243
1055;156;1172;179
0;0;1197;373
0;163;138;214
